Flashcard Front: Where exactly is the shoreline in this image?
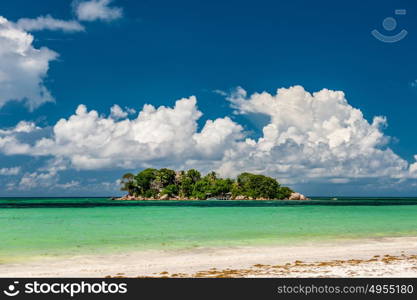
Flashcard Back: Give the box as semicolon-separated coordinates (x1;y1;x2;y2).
111;194;309;201
1;236;417;277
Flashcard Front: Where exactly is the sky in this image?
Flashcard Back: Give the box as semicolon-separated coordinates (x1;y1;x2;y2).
0;0;417;197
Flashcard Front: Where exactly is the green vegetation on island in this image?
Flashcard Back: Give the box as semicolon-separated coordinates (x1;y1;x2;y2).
118;168;300;200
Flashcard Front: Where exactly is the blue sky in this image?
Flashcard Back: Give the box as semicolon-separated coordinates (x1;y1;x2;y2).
0;0;416;196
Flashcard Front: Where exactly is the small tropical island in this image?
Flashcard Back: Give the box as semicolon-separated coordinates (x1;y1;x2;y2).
115;168;308;201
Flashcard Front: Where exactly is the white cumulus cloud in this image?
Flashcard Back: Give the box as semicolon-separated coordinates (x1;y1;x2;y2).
73;0;123;22
109;104;136;119
0;121;40;135
0;16;58;110
0;167;21;176
15;158;76;190
222;85;409;182
6;96;242;172
19;171;57;190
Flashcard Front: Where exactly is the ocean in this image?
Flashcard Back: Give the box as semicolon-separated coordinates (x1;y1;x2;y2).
1;197;417;263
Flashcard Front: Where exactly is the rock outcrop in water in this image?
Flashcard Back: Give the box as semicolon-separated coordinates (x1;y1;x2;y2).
288;192;309;200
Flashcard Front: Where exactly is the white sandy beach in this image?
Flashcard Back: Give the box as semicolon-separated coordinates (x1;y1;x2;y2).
1;237;417;278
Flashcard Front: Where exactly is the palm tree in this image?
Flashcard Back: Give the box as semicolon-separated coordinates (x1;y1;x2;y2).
120;173;135;195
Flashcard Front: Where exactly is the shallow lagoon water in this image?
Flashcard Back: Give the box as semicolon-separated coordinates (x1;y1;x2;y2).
1;197;417;262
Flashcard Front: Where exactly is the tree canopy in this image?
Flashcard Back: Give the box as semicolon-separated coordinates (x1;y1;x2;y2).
120;168;293;200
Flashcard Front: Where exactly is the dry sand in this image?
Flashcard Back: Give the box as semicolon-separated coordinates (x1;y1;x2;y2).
1;237;417;278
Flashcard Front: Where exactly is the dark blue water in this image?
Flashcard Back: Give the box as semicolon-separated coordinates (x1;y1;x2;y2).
1;197;417;208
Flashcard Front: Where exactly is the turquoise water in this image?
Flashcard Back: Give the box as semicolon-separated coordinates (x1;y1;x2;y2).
1;197;417;262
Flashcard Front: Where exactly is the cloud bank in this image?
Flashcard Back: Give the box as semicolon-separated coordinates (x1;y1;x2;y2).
1;86;416;191
223;86;410;182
